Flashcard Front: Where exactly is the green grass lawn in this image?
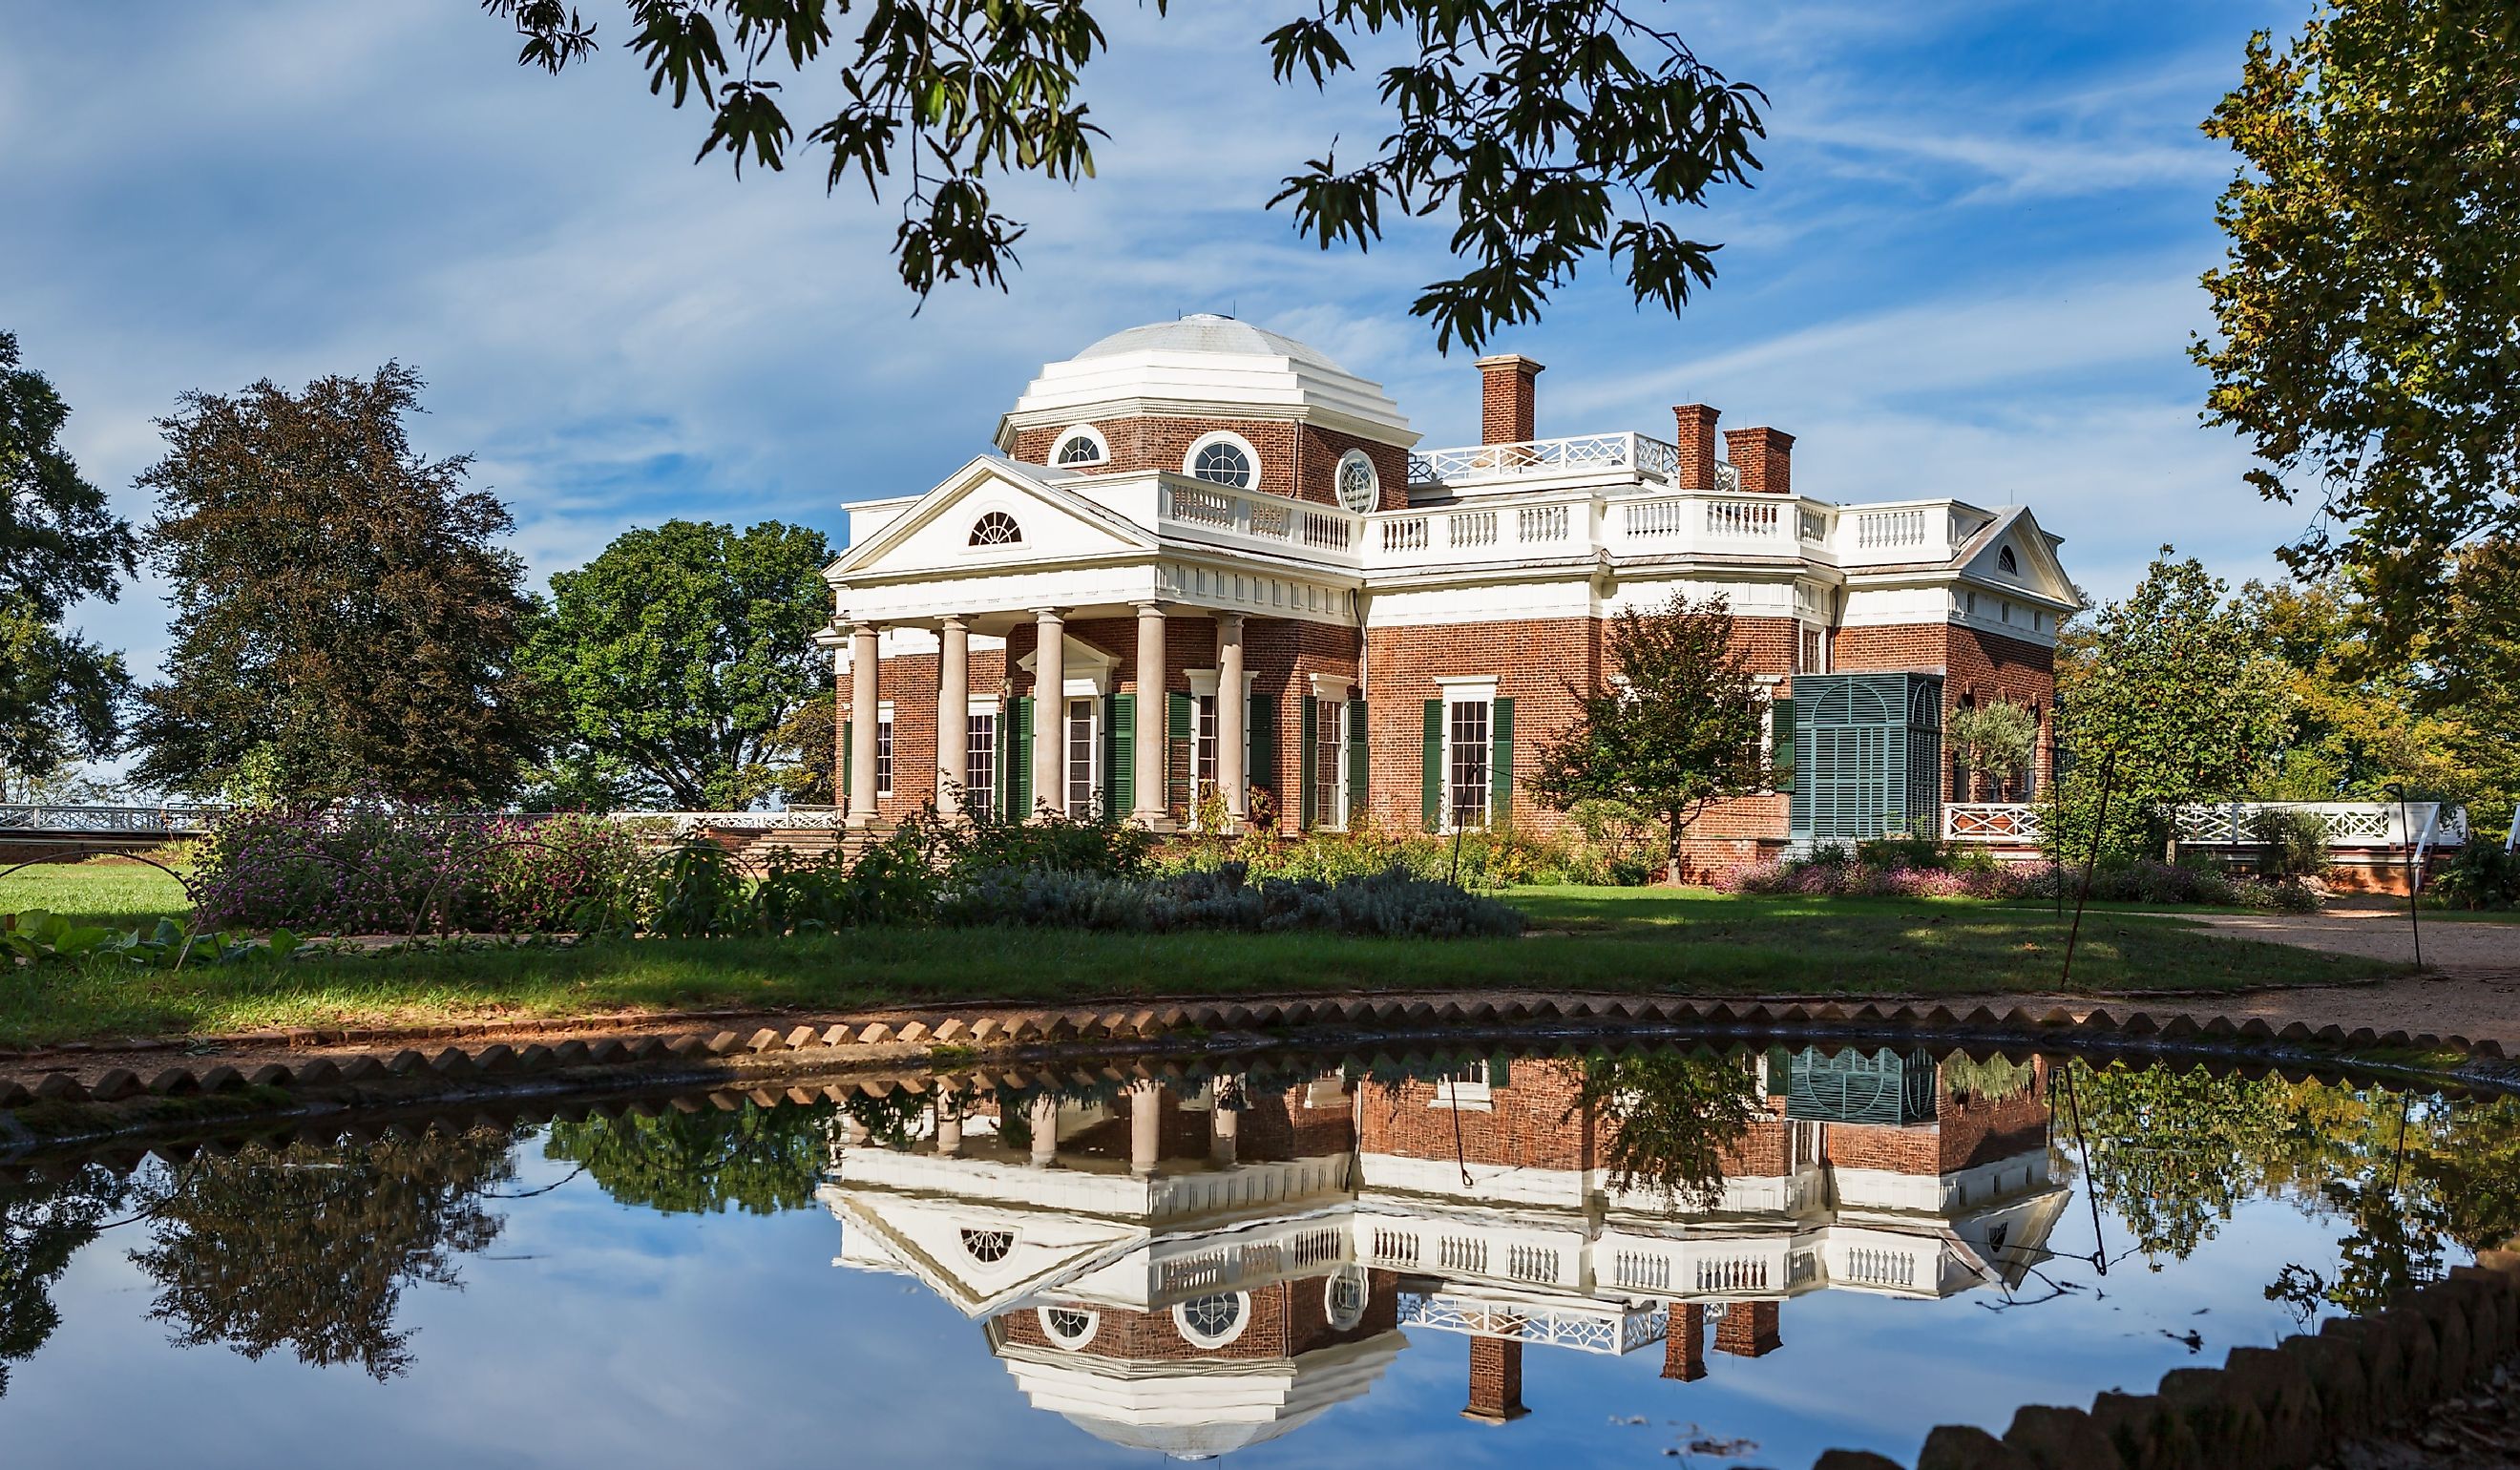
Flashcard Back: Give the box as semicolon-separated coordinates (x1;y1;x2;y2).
0;870;2403;1048
0;858;193;927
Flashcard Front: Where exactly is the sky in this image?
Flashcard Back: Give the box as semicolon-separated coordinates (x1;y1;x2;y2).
3;0;2321;719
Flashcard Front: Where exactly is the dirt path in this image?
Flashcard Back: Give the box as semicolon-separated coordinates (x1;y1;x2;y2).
2174;906;2517;980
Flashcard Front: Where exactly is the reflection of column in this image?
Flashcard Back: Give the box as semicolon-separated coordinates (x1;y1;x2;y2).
1209;1078;1240;1166
839;1117;871;1146
1462;1334;1528;1423
1028;1095;1060;1168
1031;609;1064;821
934;1090;963;1159
1714;1301;1782;1358
1661;1304;1708;1381
1215;613;1246;825
1130;1082;1163;1178
1132;603;1168;828
847;622;881;827
936;616;969;816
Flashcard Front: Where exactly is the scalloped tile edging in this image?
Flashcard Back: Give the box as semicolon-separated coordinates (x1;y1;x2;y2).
1807;1251;2520;1469
1;994;2511;1126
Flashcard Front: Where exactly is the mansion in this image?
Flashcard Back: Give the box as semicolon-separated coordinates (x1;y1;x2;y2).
821;315;2078;865
825;1049;2066;1456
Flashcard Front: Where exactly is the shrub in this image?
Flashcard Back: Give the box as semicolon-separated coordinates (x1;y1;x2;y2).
2432;843;2519;911
1720;852;2028;899
2248;807;2333;884
937;862;1526;938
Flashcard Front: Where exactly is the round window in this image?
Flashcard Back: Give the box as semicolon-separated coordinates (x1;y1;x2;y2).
1189;436;1256;489
1173;1292;1249;1349
968;511;1021;547
1039;1306;1100;1349
1054;430;1105;466
960;1228;1014;1264
1323;1266;1369;1332
1335;450;1378;513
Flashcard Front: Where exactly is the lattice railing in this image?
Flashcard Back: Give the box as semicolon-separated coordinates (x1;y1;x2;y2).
1943;804;2045;843
1407;431;1681;488
0;804;221;836
1396;1292;1665;1356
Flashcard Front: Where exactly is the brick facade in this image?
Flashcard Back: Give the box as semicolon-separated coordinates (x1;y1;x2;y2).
1836;621;2058;799
996;1270;1399;1362
1007;415;1412;512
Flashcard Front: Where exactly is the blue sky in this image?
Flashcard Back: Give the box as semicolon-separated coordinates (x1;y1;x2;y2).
4;1;2318;704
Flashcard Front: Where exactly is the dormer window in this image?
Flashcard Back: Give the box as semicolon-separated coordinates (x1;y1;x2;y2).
1998;545;2019;576
1051;425;1107;467
969;511;1022;547
1185;431;1258;490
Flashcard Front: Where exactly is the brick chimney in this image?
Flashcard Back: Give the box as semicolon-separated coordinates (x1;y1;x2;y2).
1462;1335;1529;1423
1476;354;1544;445
1714;1301;1782;1358
1662;1304;1709;1381
1672;404;1721;491
1723;427;1795;495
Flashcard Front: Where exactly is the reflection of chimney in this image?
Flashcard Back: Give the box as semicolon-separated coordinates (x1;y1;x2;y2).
1462;1335;1529;1423
1661;1304;1708;1381
1715;1301;1782;1358
1477;354;1544;445
1723;427;1794;495
1672;405;1721;491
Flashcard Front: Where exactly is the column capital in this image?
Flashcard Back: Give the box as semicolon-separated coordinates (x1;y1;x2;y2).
1216;610;1246;633
1132;600;1168;617
936;613;969;631
1030;606;1066;620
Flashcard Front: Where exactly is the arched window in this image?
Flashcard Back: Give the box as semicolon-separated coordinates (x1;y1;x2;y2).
1324;1268;1369;1332
1185;432;1258;490
1335;449;1378;512
969;511;1022;547
1039;1307;1100;1349
1174;1292;1250;1349
1052;425;1107;466
960;1228;1014;1264
1998;545;2019;576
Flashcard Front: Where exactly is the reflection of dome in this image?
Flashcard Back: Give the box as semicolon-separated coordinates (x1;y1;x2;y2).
999;314;1415;446
1000;1330;1406;1460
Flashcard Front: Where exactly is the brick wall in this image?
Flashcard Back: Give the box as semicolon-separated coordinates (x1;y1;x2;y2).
1355;1060;1593;1171
996;1270;1397;1362
1834;621;2058;799
1362;618;1601;834
1006;417;1410;510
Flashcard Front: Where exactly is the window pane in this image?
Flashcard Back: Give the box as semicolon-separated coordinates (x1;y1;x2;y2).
876;718;893;795
1448;700;1490;828
1066;699;1095;817
966;713;996;817
1314;699;1340;827
1195;694;1217;788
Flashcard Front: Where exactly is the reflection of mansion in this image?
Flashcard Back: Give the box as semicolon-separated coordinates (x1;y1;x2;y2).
822;1052;2067;1457
819;315;2079;864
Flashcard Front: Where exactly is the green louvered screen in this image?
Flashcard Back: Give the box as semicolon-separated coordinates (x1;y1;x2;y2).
1421;700;1444;831
1167;692;1193;811
1104;693;1134;819
1347;697;1368;819
1008;697;1034;818
1488;696;1515;826
1248;693;1276;808
1788;673;1943;842
1771;697;1795;792
1784;1047;1940;1125
839;720;851;797
1297;698;1318;828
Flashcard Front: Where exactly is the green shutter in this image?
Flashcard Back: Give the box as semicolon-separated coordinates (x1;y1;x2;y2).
1248;693;1277;809
1166;692;1193;811
1489;1054;1511;1090
1347;697;1369;820
1489;696;1514;826
1772;697;1796;793
839;720;852;797
1105;693;1134;818
1422;700;1444;831
1009;697;1034;818
1298;698;1318;829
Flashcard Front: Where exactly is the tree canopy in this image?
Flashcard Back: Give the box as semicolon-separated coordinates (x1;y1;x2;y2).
525;518;835;809
2194;1;2520;654
1529;592;1773;883
130;364;545;805
2043;550;2294;862
544;1104;830;1216
482;0;1765;352
0;330;134;793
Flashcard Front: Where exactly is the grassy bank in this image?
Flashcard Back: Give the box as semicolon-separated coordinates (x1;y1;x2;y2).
0;875;2397;1047
0;858;192;927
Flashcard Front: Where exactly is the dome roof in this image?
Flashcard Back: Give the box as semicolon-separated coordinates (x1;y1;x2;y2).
998;313;1416;448
1074;314;1349;374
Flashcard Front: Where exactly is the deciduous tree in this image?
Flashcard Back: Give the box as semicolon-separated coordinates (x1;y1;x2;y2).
1530;592;1772;885
482;0;1766;351
2194;1;2520;653
130;365;545;804
526;519;834;810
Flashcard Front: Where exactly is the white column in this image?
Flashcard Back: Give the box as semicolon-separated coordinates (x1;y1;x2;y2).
1031;609;1064;822
1028;1094;1060;1168
1133;603;1168;829
1209;1077;1240;1167
1215;612;1247;826
935;616;969;817
1130;1081;1163;1179
934;1089;963;1159
846;622;880;828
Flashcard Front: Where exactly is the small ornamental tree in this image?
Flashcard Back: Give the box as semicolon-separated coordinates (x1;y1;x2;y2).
2042;549;2294;864
1944;700;2039;801
1531;593;1772;885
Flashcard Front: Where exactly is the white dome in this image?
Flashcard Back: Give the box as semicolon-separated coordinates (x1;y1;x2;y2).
998;314;1416;448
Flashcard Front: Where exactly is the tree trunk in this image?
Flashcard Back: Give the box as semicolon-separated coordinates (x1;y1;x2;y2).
1667;811;1686;887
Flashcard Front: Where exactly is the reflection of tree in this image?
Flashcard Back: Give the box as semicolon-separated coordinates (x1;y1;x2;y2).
544;1105;830;1216
132;1127;517;1380
1576;1050;1762;1210
2065;1061;2312;1260
0;1162;130;1399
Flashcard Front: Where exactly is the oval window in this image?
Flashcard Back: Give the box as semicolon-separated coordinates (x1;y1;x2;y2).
1335;450;1378;513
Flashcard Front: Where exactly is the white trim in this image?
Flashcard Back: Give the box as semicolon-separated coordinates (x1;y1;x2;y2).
1433;675;1500;698
967;695;1004;717
1183;430;1261;490
1307;673;1354;702
1049;423;1109;467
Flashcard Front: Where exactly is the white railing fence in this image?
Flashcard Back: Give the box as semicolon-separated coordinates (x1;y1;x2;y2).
0;804;222;837
1157;479;1360;555
1943;800;2468;850
1407;432;1690;488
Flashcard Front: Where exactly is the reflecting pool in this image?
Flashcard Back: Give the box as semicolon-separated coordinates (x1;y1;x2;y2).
4;1043;2514;1467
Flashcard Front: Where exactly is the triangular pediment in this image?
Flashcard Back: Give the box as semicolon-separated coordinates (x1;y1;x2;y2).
829;454;1158;582
1956;507;2076;609
830;1192;1150;1317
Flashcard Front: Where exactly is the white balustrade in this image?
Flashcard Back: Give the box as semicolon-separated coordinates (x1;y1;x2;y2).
1408;432;1681;489
0;804;221;836
1518;504;1570;543
1449;510;1499;548
1856;509;1929;551
1380;516;1430;554
1705;500;1781;538
1622;498;1690;539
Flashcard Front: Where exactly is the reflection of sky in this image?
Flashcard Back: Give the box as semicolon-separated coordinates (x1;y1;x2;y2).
0;1129;2459;1469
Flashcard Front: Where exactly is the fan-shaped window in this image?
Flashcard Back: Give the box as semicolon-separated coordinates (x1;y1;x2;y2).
1997;545;2019;576
1039;1306;1100;1349
969;512;1022;547
1174;1292;1250;1349
1324;1267;1370;1332
960;1228;1014;1264
1052;425;1107;466
1335;450;1378;513
1185;432;1258;490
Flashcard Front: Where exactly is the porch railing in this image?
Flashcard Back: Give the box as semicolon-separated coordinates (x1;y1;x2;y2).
1407;431;1690;489
1942;800;2468;849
